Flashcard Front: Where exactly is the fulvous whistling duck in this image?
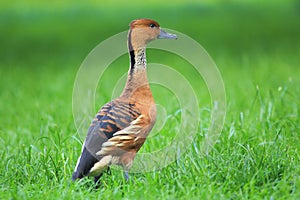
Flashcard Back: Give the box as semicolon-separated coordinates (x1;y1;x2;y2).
72;18;177;183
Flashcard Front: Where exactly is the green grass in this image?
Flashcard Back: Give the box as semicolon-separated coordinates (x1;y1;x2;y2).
1;1;300;199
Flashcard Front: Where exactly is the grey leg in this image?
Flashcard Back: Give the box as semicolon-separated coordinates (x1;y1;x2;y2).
124;171;129;182
94;167;111;185
94;173;102;184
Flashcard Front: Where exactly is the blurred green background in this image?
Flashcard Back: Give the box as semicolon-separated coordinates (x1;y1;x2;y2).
2;0;300;66
1;0;300;199
1;0;299;137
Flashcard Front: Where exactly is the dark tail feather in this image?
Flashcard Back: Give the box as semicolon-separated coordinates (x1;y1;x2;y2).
72;146;98;181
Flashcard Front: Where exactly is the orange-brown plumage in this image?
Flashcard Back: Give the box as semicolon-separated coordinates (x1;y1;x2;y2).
72;18;177;183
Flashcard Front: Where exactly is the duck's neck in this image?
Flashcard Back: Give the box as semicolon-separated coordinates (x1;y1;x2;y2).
129;48;146;73
121;30;151;98
127;28;147;74
122;47;149;96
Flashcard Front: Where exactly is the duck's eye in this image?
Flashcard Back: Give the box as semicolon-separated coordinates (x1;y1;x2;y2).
149;23;156;28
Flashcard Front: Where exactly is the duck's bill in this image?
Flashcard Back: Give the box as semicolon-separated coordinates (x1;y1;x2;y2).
158;29;177;39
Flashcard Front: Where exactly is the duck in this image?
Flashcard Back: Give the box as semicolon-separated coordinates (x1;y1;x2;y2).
72;18;177;183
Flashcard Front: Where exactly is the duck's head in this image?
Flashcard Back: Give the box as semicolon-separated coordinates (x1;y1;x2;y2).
128;18;177;51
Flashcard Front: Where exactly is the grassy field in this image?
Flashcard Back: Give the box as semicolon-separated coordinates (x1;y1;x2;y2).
1;1;300;199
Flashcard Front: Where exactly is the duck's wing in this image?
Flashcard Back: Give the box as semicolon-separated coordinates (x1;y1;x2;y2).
72;100;141;180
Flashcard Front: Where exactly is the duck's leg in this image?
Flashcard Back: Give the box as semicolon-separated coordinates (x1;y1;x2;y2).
94;166;111;185
124;171;129;182
94;173;103;184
